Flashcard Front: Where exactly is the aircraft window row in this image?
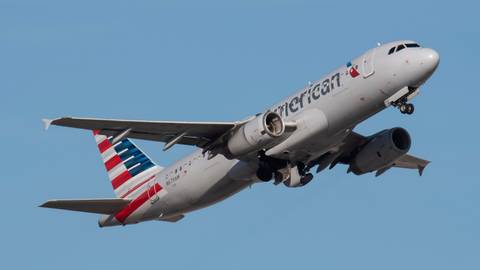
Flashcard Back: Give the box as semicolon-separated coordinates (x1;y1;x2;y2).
388;43;421;55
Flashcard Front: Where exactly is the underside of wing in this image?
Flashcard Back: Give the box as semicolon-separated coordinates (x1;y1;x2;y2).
312;130;430;177
44;117;237;148
391;154;430;175
40;198;131;214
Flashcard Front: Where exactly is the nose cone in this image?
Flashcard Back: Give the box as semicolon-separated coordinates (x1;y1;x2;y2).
422;48;440;72
411;48;440;87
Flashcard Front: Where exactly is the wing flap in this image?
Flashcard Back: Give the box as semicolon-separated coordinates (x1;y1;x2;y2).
40;198;131;214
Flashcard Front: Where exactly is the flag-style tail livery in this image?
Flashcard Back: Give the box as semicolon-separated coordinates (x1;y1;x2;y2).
92;130;163;199
41;130;170;226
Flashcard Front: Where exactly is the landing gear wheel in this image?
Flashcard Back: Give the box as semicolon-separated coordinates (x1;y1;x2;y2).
300;173;314;186
256;168;273;182
406;103;414;114
398;102;414;115
274;171;286;183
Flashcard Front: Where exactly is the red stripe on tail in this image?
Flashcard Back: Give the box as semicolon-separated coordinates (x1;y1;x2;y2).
105;155;122;171
111;170;132;189
98;139;112;153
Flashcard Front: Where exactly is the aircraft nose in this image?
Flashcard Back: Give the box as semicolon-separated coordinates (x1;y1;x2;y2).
421;48;440;73
410;48;440;87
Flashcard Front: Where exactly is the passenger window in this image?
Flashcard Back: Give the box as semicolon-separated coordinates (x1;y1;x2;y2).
396;44;405;52
406;43;420;48
388;47;395;55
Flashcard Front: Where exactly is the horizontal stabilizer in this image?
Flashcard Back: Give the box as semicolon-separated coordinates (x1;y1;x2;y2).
40;198;131;214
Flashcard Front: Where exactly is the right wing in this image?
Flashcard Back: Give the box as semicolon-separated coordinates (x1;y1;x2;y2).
40;198;131;214
324;131;430;176
43;117;240;149
345;132;430;176
391;154;430;175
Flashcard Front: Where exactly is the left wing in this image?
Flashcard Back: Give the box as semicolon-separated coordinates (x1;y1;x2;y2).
43;117;239;149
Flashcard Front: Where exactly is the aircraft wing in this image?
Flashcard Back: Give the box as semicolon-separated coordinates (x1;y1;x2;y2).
335;131;430;176
391;154;430;174
43;117;238;149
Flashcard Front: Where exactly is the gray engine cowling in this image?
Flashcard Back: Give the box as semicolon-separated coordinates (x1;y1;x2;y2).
224;111;286;158
349;127;411;175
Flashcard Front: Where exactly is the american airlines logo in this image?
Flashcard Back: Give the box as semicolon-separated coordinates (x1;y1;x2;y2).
272;72;341;117
347;61;360;78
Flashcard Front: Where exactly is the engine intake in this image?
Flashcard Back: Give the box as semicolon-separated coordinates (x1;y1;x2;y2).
224;111;286;158
349;127;411;175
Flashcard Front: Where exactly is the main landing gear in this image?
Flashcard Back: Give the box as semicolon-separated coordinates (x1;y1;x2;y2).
255;152;314;187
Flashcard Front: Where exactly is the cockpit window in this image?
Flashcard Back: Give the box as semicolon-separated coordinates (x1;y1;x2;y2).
388;43;421;55
405;43;420;48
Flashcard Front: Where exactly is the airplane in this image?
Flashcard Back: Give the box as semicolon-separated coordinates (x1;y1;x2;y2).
41;40;439;227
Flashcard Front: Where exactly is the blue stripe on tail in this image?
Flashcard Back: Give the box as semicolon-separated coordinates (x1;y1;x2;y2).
114;139;156;176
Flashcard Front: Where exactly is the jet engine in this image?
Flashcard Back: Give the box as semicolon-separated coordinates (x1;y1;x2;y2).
349;128;411;175
224;111;287;158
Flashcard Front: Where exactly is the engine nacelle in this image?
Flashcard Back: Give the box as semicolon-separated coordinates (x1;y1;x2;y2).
224;111;286;158
349;127;411;175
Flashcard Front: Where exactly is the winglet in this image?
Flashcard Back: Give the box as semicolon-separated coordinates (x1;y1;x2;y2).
42;118;55;130
418;165;426;176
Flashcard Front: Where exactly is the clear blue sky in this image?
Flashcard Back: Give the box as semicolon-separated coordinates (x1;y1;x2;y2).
2;0;479;269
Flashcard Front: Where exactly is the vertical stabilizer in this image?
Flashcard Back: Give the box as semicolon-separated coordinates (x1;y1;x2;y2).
92;130;163;198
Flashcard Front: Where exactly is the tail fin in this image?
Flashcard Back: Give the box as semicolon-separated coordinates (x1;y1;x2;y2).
93;130;162;198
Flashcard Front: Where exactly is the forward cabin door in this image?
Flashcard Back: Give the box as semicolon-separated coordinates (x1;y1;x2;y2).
362;48;375;78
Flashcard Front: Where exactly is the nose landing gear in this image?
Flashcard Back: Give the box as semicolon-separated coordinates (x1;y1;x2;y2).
399;103;414;115
388;86;418;115
391;96;414;115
